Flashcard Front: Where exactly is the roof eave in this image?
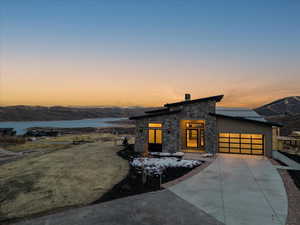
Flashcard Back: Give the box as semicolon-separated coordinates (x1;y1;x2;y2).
210;113;283;127
144;108;169;114
164;94;224;107
129;109;181;120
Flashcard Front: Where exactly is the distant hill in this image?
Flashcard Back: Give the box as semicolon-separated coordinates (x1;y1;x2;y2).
254;96;300;135
0;106;154;122
255;96;300;116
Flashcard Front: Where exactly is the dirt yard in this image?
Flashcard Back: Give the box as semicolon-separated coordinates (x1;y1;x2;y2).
0;134;130;222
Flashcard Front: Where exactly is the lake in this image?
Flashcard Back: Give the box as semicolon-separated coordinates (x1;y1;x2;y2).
0;118;126;135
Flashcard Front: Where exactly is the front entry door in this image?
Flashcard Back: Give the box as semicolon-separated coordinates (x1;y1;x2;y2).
186;129;198;148
185;122;205;150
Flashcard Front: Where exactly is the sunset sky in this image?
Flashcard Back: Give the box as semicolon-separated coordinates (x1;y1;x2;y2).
1;1;299;108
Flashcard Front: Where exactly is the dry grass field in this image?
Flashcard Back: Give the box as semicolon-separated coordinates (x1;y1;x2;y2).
0;133;130;222
5;133;123;152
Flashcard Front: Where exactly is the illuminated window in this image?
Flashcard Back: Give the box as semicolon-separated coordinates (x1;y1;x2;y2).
241;149;251;154
149;130;155;143
251;134;263;139
186;122;204;128
219;133;230;137
219;147;229;152
149;123;162;128
218;133;264;155
148;123;162;144
156;130;162;144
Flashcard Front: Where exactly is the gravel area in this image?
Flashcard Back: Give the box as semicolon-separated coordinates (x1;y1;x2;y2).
271;159;300;225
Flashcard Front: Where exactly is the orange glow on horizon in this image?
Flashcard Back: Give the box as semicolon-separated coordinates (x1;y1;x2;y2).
1;56;299;108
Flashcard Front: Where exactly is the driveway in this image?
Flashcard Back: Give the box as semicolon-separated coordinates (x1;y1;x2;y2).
14;154;288;225
169;154;288;225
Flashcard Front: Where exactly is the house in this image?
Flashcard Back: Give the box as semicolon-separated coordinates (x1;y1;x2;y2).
129;94;281;157
274;130;300;151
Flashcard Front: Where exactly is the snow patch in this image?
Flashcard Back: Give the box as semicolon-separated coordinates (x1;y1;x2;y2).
149;152;184;157
200;153;214;158
130;157;202;175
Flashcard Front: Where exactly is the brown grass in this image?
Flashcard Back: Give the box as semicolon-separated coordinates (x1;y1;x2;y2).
0;135;129;222
5;133;124;152
0;136;26;145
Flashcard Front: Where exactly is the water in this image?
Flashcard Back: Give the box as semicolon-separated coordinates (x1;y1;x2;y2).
0;118;126;135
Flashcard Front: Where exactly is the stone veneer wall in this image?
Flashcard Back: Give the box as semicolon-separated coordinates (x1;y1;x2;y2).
134;100;218;154
134;114;180;153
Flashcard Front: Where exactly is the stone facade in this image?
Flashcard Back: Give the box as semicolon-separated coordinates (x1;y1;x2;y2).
133;100;218;154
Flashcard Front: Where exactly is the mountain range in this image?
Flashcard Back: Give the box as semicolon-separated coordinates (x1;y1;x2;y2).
254;96;300;135
0;106;154;122
0;96;300;135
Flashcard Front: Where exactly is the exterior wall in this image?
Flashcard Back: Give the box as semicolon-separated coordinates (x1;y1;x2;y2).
174;101;217;154
134;114;180;153
216;117;273;157
134;100;218;154
272;127;280;150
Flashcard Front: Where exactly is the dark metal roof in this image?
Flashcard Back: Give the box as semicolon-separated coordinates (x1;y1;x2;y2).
129;109;181;120
164;95;224;107
216;107;267;122
210;113;282;127
145;108;169;114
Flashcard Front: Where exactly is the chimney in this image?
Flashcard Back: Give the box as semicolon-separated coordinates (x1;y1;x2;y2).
185;93;191;101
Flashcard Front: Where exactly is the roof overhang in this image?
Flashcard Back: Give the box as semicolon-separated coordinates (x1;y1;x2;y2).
144;107;169;114
129;109;181;120
164;95;224;107
210;113;283;127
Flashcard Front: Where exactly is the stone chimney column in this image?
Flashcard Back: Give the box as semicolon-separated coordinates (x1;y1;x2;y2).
185;93;191;101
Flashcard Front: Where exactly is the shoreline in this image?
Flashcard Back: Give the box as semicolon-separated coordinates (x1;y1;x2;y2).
0;117;127;123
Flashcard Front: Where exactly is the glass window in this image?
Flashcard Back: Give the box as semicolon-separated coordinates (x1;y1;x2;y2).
252;150;263;154
156;129;162;144
149;123;162;128
219;138;229;142
241;149;251;154
251;134;263;139
219;143;229;147
252;139;263;144
187;129;198;148
231;138;240;143
241;138;251;143
241;134;251;138
230;133;240;138
219;133;229;137
148;130;155;144
241;144;251;148
252;145;263;149
219;147;229;152
230;143;240;148
230;148;240;153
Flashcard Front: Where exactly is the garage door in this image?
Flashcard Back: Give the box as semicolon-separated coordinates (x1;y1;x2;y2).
218;133;264;155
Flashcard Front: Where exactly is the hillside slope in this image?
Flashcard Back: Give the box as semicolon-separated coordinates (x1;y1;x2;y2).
255;96;300;135
0;106;153;122
255;96;300;116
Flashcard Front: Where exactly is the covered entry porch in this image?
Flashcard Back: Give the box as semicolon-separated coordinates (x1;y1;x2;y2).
180;120;206;153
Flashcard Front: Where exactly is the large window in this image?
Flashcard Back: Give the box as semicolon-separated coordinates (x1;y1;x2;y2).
148;123;162;144
219;133;264;155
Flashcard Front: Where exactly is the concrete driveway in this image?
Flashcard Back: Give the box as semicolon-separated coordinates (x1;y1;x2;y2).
169;154;288;225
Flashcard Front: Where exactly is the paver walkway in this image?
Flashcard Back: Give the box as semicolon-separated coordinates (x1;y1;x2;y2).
169;154;288;225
